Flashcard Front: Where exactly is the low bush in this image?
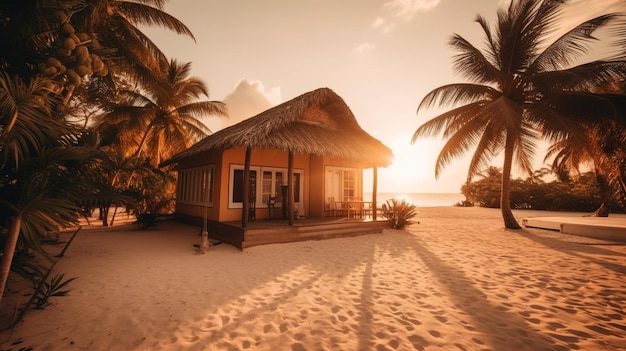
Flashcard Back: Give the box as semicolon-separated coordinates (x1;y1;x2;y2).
381;198;417;229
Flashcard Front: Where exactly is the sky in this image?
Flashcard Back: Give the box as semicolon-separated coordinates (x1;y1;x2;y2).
145;0;624;194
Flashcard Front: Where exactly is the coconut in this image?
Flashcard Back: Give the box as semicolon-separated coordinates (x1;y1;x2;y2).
63;37;76;51
76;65;92;77
43;66;57;76
77;32;90;43
75;46;89;59
47;57;62;68
67;69;81;86
98;65;109;77
61;23;75;34
54;11;67;24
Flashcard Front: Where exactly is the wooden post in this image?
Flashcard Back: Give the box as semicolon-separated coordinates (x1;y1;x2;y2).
242;146;251;228
288;150;294;226
372;167;378;220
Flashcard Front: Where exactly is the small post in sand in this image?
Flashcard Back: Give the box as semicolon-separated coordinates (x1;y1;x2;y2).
198;173;211;254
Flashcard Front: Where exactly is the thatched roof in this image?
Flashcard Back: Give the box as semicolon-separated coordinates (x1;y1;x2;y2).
161;88;393;168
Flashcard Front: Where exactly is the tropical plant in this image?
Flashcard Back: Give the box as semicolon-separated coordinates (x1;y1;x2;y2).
460;169;617;212
381;198;418;229
0;0;212;306
33;273;77;309
0;0;197;103
546;81;626;216
94;59;227;167
0;75;90;304
412;0;626;228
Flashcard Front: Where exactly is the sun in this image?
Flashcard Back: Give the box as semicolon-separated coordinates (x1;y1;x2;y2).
375;138;439;191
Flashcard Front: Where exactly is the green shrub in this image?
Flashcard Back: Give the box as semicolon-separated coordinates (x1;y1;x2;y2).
381;198;417;229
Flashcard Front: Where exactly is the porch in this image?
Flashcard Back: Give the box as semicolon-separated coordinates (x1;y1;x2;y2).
175;215;389;249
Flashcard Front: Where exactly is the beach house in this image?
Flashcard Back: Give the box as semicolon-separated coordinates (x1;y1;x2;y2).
161;88;394;248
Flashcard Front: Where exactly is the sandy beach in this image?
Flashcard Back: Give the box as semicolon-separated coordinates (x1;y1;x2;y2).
1;206;625;351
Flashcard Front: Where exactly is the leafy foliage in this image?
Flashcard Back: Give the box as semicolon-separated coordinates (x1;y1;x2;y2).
33;273;77;309
461;169;625;213
0;0;212;306
381;198;418;229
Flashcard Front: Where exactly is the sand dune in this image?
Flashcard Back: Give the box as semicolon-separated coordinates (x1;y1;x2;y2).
1;207;625;350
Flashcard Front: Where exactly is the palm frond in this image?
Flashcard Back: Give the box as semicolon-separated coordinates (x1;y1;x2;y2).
436;116;493;179
448;34;501;84
417;83;498;112
465;120;504;180
173;101;228;119
514;120;539;176
412;100;485;142
530;14;621;73
118;1;196;42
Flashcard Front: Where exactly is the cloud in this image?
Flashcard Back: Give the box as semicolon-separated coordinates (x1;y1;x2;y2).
371;0;441;36
221;78;282;128
352;42;376;56
372;16;396;34
383;0;442;21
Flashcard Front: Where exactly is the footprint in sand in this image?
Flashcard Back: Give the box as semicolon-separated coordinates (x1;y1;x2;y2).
408;334;429;350
428;330;442;338
434;315;448;324
472;337;485;345
547;322;565;331
586;324;615;335
567;329;592;338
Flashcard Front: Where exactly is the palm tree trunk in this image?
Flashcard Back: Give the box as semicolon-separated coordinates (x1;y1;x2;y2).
133;123;155;160
501;135;521;229
0;215;22;305
593;168;611;217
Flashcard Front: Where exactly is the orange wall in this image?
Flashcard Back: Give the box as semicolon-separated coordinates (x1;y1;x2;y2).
217;148;312;222
176;148;366;222
175;151;223;221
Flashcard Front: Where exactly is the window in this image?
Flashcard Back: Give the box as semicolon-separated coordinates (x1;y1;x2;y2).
261;170;284;205
229;165;302;208
178;166;215;205
342;170;355;200
325;166;358;205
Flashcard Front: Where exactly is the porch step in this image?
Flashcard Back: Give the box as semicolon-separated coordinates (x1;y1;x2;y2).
241;220;388;248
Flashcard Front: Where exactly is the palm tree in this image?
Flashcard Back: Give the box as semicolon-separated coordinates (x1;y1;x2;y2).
0;74;97;304
95;59;227;167
0;0;206;303
412;0;626;228
70;0;196;90
547;117;626;216
0;0;196;107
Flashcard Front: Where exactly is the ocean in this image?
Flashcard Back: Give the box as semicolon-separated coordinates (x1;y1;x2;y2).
363;192;465;207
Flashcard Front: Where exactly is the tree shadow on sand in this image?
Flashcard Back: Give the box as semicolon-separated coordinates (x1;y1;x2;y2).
406;235;582;351
519;228;626;275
